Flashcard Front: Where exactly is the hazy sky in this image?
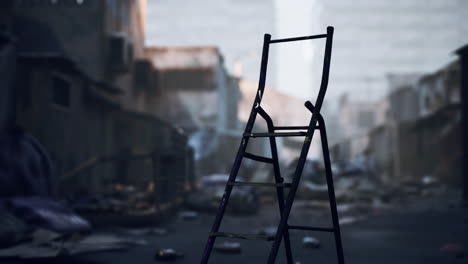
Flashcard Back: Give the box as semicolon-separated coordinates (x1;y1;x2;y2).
145;0;318;100
145;0;468;103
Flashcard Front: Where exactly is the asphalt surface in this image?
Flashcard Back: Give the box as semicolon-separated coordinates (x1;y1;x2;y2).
4;196;468;264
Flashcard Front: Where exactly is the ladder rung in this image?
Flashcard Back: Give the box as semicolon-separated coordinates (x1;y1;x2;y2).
288;225;335;232
227;181;292;188
243;132;306;138
274;126;319;130
270;34;327;43
244;152;273;163
210;232;275;241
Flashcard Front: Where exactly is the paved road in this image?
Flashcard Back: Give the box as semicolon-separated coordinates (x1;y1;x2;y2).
71;200;468;264
4;198;467;264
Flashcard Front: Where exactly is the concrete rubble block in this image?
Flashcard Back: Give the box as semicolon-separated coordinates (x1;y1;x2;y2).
214;241;241;254
120;227;168;236
179;211;199;220
253;226;277;237
154;248;184;261
302;236;321;248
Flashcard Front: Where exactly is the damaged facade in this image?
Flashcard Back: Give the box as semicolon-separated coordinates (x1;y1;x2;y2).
1;0;195;221
145;46;241;177
332;60;462;186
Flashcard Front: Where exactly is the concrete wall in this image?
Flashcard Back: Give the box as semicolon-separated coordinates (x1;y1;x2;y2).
15;60;193;198
15;0;106;81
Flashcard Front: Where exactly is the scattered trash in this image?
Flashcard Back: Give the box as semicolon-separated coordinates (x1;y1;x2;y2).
154;248;184;261
69;233;147;253
121;227;168;236
297;182;329;200
294;200;329;210
339;216;362;226
0;232;145;259
254;226;277;237
0;240;69;259
302;236;321;248
71;183;158;215
337;204;355;214
179;211;198;220
186;174;259;215
214;241;241;254
31;229;62;245
286;158;327;185
421;175;438;186
2;196;91;233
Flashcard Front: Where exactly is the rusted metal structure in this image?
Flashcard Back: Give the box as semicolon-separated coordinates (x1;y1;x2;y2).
200;26;345;263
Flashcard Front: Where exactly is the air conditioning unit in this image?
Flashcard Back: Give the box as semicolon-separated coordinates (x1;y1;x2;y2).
133;59;154;94
107;32;132;73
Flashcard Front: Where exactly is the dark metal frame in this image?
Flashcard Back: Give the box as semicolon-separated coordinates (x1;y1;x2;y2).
200;26;345;264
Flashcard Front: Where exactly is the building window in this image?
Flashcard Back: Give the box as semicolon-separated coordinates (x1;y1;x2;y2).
51;75;71;108
358;110;374;128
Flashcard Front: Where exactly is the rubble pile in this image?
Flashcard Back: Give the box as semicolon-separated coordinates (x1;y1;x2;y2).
0;196;152;260
72;183;158;215
185;174;260;215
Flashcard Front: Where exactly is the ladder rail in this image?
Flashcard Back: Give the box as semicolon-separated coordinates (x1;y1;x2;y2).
304;99;346;263
261;107;294;263
200;33;272;264
315;109;345;264
313;26;334;114
267;26;336;264
201;26;344;264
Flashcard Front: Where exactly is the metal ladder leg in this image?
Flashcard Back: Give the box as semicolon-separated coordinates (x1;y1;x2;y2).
267;117;319;263
268;126;294;264
200;140;247;263
200;34;271;264
318;115;345;264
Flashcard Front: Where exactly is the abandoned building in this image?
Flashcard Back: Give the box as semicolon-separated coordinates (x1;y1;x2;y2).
0;1;467;263
1;0;196;221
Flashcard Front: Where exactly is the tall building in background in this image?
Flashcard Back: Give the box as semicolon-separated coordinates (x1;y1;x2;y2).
310;0;468;103
273;0;319;100
146;0;468;157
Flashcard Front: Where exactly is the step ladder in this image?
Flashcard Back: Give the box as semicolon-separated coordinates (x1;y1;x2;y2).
200;26;345;264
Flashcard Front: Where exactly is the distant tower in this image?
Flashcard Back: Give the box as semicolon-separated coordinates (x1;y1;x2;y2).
273;0;322;100
309;0;468;103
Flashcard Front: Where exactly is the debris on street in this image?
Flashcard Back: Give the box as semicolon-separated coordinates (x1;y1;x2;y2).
1;196;91;233
214;241;241;254
0;232;147;259
253;226;277;237
302;236;321;248
120;227;168;237
71;183;158;215
185;174;259;215
154;248;184;261
179;211;199;220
